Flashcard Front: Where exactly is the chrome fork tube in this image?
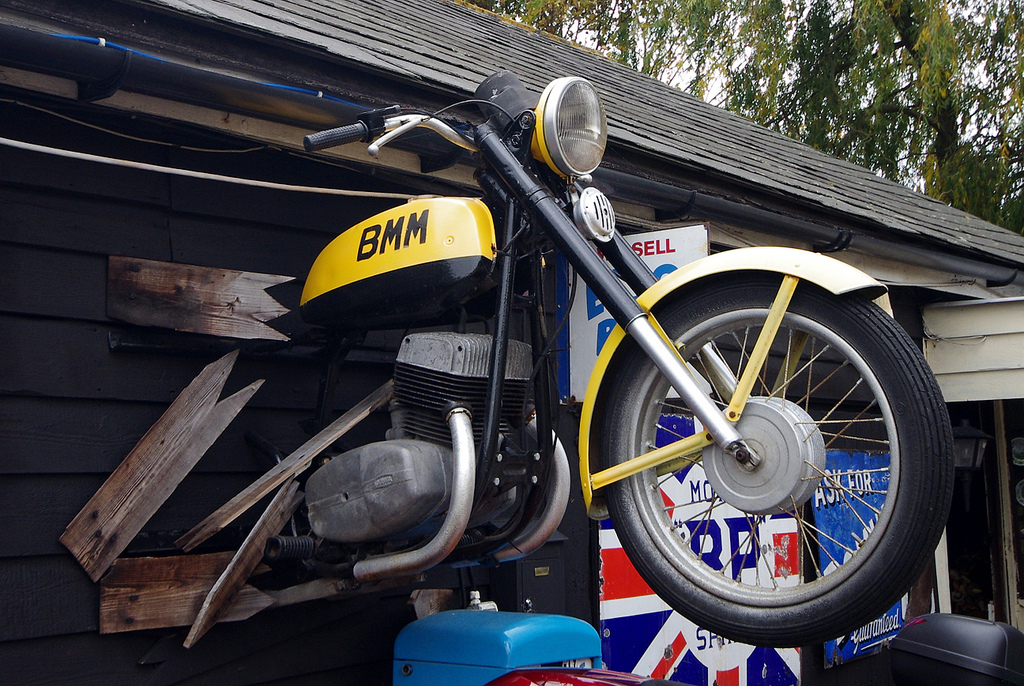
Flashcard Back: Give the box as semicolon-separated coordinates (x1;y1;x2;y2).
626;317;750;458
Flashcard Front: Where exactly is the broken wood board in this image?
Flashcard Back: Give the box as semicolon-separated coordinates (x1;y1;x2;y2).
107;255;293;341
61;350;263;581
263;574;424;609
100;552;273;634
176;379;394;552
185;481;303;648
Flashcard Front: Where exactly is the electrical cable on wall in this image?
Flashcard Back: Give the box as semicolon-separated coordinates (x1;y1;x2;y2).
0;135;425;200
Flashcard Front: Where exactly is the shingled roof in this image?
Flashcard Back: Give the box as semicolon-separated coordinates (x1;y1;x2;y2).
81;0;1024;270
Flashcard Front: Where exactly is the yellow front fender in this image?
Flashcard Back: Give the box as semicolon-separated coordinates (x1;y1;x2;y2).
577;246;889;518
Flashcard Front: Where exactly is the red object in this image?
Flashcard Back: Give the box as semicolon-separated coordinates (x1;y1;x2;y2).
483;668;646;685
650;632;687;680
599;546;656;601
772;531;799;579
716;666;739;686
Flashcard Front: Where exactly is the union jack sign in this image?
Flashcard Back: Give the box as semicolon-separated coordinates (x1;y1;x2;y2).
599;510;801;684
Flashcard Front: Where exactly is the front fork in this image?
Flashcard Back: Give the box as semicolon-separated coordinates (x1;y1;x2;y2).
588;274;800;490
475;122;800;486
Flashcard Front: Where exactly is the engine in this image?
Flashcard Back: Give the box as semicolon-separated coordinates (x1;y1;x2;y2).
305;332;533;544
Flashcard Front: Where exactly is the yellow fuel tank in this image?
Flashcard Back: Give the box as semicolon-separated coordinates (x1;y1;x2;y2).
301;197;497;330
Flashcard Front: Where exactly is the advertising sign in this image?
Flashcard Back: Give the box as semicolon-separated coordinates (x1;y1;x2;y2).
600;522;801;685
556;224;707;402
597;413;800;685
816;451;905;665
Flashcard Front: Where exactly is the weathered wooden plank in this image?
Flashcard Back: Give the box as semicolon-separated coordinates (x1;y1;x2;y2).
60;351;253;581
184;481;303;647
176;379;394;551
107;255;293;341
100;552;273;634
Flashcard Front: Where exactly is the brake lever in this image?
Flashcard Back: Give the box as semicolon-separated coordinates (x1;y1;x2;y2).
367;114;478;156
368;115;431;156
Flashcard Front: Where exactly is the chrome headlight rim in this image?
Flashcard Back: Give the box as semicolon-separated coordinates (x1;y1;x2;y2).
534;76;607;178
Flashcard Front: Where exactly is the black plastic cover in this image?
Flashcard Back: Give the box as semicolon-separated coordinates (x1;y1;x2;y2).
890;613;1024;686
474;71;538;130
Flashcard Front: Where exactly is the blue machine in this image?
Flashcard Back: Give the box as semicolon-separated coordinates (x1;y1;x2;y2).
392;610;603;686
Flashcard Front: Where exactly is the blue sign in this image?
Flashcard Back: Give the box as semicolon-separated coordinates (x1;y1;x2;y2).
816;450;904;665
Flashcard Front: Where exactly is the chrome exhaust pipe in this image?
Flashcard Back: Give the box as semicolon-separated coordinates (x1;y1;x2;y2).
490;419;569;563
353;407;475;582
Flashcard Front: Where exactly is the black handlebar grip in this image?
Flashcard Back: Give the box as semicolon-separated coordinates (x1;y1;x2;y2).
303;122;369;152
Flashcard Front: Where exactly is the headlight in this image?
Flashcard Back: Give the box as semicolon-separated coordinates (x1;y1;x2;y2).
532;77;607;177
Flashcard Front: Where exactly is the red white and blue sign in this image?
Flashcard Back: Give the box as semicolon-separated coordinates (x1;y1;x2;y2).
599;521;801;685
597;415;801;684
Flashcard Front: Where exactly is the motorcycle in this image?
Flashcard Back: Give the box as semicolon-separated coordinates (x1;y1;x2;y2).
284;70;954;648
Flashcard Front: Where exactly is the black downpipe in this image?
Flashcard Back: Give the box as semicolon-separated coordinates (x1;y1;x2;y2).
0;23;364;128
475;122;647;329
529;255;556;475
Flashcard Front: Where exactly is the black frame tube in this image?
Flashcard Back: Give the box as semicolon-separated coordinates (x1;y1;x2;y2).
474;197;519;499
602;232;658;294
475;122;648;329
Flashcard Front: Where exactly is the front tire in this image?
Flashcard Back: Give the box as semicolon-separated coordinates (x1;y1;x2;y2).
599;275;953;647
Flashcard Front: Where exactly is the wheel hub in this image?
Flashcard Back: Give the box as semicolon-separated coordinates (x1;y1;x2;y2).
703;397;825;514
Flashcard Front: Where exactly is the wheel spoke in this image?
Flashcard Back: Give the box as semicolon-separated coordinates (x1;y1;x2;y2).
655;421;692;442
748;517;779;590
793;357;848;408
720;515;761;581
792;499;825;580
797;515;855;559
771;329;809;397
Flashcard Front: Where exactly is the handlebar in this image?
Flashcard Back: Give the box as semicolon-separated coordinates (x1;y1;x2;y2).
303;122;370;152
304;112;477;156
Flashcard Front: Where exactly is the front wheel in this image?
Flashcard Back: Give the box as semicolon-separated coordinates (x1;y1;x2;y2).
599;274;954;648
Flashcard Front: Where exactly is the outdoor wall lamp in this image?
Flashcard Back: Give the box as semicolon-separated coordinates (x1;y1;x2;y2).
952;418;991;511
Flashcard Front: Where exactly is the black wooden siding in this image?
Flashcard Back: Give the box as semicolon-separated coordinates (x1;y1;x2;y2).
0;95;455;685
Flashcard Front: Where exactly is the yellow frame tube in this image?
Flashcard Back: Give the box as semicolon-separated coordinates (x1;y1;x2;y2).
724;274;799;421
590;431;713;491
